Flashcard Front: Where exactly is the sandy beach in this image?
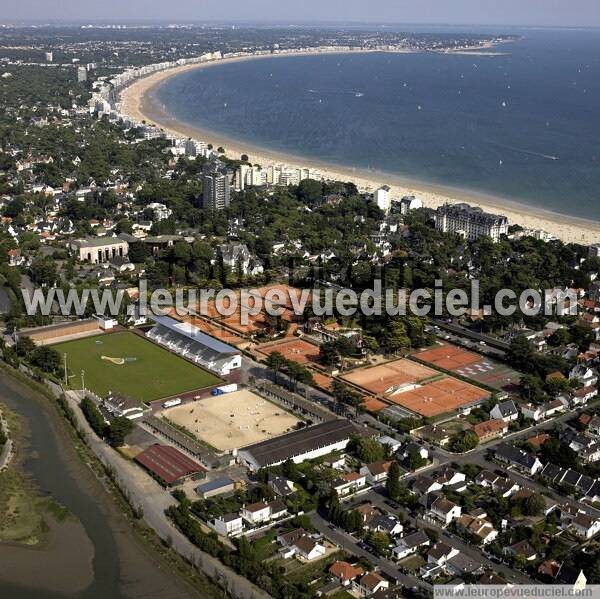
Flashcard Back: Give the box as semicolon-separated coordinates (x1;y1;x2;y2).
118;54;600;245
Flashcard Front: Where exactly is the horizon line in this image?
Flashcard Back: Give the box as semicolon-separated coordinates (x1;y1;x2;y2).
1;19;600;30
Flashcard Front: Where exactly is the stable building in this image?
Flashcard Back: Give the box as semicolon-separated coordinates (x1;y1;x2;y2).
134;444;206;487
236;419;366;472
147;314;241;376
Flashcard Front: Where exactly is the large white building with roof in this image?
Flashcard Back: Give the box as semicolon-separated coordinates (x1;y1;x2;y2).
146;315;241;375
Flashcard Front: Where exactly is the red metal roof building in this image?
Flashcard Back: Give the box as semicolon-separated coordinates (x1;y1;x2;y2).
134;444;206;486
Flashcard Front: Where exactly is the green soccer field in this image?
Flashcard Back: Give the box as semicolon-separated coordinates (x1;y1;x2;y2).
53;331;221;402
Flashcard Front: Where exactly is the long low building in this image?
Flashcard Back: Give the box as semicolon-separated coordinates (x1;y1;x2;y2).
134;444;206;487
23;318;101;345
143;415;222;469
236;419;366;472
147;314;241;376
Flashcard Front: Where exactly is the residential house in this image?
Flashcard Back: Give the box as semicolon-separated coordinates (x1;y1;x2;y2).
217;242;263;276
355;503;381;525
427;542;459;566
7;248;25;266
378;435;402;454
544;398;566;417
457;514;498;544
586;414;600;436
475;470;501;488
472;419;508;442
332;472;366;497
241;502;271;525
572;386;598;405
520;403;545;422
429;497;461;526
277;528;306;548
446;553;484;577
556;565;587;590
432;467;466;488
495;443;543;475
569;364;598;388
269;476;296;497
329;561;364;587
240;499;287;525
571;514;600;539
400;441;429;463
526;433;551;449
411;475;442;496
353;572;389;597
490;400;519;422
504;540;537;561
366;514;403;537
360;460;393;485
494;478;521;498
392;531;430;560
291;536;326;561
210;513;243;538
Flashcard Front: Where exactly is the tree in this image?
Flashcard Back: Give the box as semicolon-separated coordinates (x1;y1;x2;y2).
106;417;134;447
381;317;411;354
30;256;57;287
449;431;478;453
115;218;133;234
30;346;62;375
319;341;339;366
128;241;149;263
408;449;427;471
348;436;385;463
521;494;545;517
367;531;391;556
265;351;286;384
331;380;363;411
15;335;36;357
295;179;323;206
386;461;402;500
81;396;107;437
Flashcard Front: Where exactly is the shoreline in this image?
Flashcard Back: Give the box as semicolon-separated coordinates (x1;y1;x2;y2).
0;368;201;599
119;52;600;245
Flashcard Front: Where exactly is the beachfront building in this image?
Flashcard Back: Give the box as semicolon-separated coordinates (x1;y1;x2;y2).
202;159;231;210
236;164;267;190
265;165;321;187
399;195;423;214
373;185;392;212
435;203;509;242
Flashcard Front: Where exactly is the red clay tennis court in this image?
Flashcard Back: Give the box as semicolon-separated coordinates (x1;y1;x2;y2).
413;343;480;371
384;377;489;417
256;338;321;364
341;359;439;395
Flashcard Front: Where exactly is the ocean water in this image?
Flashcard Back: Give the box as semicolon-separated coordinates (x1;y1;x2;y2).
156;29;600;220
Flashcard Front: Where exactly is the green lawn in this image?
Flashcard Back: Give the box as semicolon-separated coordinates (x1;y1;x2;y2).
53;332;220;402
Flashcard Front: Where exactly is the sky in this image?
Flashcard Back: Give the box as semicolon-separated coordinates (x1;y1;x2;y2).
2;0;600;27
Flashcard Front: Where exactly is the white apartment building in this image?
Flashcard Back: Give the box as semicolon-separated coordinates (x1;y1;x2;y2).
373;185;392;212
435;203;509;242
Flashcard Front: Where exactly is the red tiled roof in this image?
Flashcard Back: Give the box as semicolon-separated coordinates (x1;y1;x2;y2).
473;419;507;439
527;433;550;448
329;560;364;582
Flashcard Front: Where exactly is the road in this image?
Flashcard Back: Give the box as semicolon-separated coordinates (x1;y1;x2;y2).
356;489;532;585
309;511;430;592
431;319;510;352
64;391;269;599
